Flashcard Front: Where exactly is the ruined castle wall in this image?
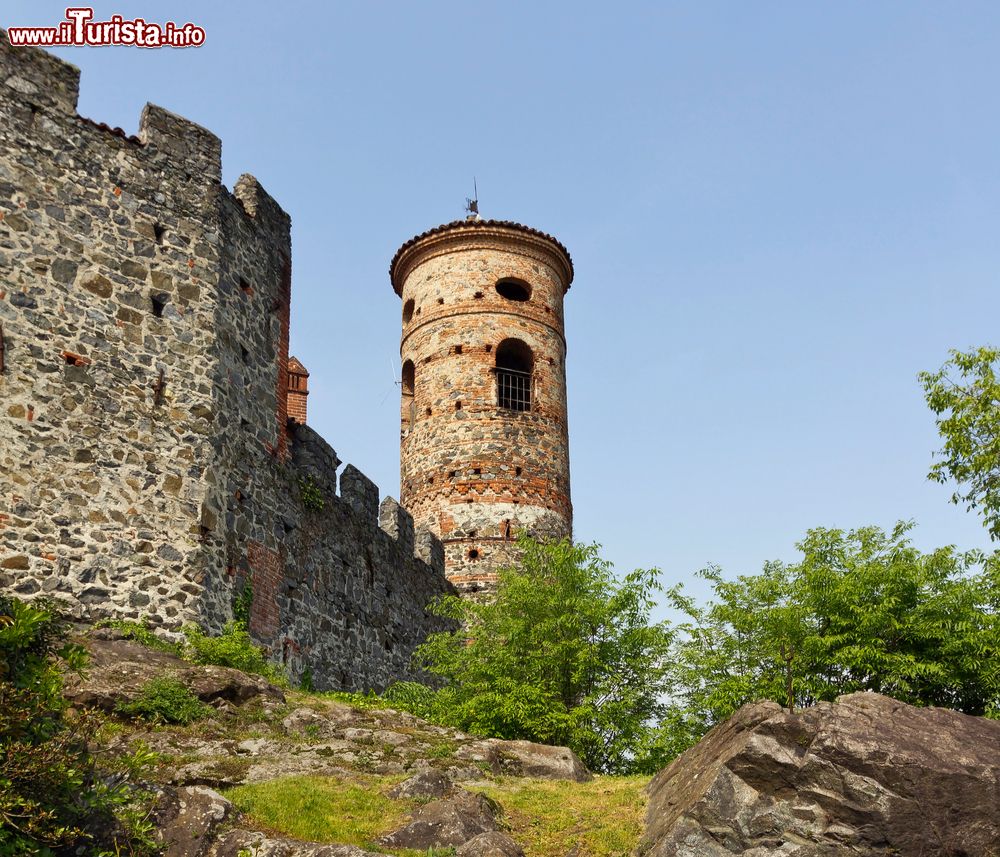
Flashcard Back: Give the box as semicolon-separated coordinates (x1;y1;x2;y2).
273;425;453;691
0;35;455;691
192;176;297;628
0;38;222;622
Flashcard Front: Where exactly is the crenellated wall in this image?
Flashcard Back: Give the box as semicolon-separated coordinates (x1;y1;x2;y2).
0;32;455;691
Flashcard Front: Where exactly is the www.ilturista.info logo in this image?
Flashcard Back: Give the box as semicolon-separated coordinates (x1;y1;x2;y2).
7;7;205;48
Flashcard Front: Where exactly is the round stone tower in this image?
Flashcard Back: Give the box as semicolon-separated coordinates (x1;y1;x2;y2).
390;217;574;595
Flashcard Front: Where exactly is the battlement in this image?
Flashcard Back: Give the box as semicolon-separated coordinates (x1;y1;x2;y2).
139;103;222;185
0;28;80;114
292;425;445;576
0;33;454;692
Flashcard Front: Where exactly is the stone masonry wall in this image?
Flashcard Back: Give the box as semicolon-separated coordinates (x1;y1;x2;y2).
0;36;220;621
0;33;454;691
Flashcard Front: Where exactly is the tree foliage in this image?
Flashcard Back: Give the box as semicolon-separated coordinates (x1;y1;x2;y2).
391;528;1000;772
920;346;1000;539
406;538;674;775
658;523;1000;758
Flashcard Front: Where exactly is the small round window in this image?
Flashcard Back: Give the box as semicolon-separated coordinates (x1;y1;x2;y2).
402;299;415;323
495;278;531;302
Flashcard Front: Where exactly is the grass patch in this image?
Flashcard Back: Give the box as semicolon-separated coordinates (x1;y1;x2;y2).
427;741;456;759
224;772;645;857
225;774;412;850
316;689;387;710
476;776;647;857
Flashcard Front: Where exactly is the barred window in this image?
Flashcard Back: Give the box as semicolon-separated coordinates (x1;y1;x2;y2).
496;339;533;412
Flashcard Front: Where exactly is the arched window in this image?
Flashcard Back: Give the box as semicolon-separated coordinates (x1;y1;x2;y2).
496;339;533;411
401;360;415;429
402;299;415;323
495;278;531;302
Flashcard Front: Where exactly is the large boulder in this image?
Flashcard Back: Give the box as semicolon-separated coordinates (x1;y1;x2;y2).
642;693;1000;856
387;770;453;800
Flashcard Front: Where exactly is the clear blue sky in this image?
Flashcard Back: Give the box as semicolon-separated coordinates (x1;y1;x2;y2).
11;1;1000;608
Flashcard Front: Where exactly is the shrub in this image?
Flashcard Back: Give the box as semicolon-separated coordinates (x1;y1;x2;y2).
298;476;325;512
116;677;210;725
0;595;160;856
183;621;287;685
299;665;314;692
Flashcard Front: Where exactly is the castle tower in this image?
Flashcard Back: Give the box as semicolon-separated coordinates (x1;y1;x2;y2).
390;217;574;594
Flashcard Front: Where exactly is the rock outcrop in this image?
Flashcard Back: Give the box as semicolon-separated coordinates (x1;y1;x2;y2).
642;692;1000;856
154;787;236;857
456;831;526;857
64;635;285;712
455;737;592;782
210;830;389;857
64;631;593;855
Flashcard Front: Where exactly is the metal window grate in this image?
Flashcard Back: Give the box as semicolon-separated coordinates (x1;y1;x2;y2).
497;368;531;411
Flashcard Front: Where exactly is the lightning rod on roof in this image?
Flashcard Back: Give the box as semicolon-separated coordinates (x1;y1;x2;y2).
465;178;480;221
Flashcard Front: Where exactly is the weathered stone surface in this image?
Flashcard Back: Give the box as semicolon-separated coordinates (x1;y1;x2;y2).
155;786;235;857
377;791;502;849
282;706;343;738
62;638;284;711
455;738;591;782
211;830;390;857
641;693;1000;856
387;770;453;800
455;832;525;857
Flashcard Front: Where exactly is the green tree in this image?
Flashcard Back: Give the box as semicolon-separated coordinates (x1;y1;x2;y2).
920;346;1000;539
660;522;1000;758
409;538;674;775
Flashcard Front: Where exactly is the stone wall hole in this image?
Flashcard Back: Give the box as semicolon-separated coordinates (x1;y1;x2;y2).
150;293;167;318
496;278;531;302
